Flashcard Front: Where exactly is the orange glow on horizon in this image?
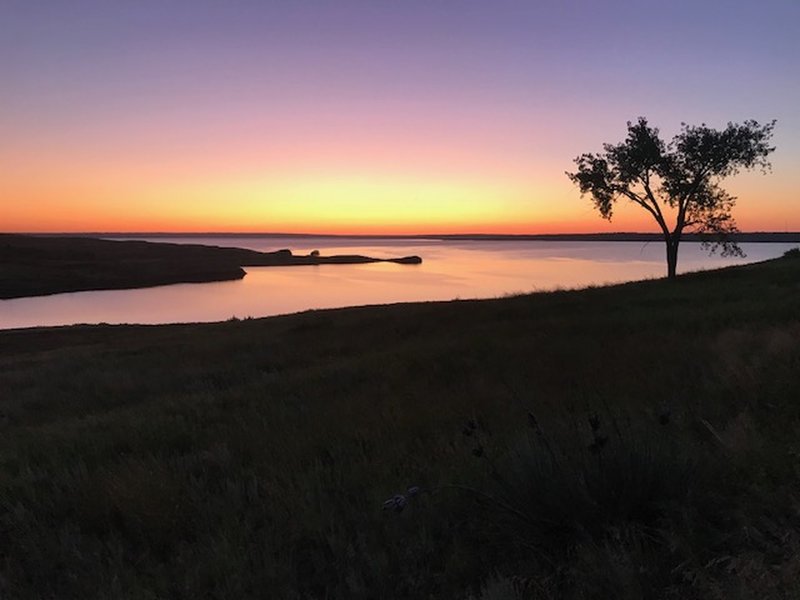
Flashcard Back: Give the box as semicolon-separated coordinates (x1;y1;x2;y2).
3;94;796;236
3;3;797;239
2;153;796;235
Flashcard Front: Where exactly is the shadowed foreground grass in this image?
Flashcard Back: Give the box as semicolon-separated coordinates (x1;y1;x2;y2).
1;253;800;598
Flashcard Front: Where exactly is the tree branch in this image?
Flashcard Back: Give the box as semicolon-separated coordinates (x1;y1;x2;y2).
620;188;671;238
640;170;670;235
675;167;710;237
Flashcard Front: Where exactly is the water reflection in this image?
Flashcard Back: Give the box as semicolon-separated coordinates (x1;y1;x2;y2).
1;239;794;329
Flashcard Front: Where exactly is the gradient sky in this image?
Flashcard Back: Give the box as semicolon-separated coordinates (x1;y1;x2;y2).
1;0;798;234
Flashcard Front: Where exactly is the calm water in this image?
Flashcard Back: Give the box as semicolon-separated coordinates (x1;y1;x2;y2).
1;237;796;330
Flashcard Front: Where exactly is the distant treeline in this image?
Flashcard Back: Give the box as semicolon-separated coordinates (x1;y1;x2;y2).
32;231;800;242
436;232;800;243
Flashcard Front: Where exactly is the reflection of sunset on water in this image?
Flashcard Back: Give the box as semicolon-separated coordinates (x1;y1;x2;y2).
1;239;794;330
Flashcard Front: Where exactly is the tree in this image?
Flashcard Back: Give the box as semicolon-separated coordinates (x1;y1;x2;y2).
566;117;776;278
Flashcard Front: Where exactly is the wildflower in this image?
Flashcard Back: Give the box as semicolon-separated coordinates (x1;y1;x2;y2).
406;486;421;497
382;494;408;513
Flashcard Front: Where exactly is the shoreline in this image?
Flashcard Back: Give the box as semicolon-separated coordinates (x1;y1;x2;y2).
0;234;421;300
11;231;800;243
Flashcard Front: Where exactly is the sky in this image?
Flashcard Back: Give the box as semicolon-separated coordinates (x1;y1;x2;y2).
1;0;798;234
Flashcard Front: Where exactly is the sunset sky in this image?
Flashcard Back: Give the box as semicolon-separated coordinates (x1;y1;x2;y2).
2;0;798;234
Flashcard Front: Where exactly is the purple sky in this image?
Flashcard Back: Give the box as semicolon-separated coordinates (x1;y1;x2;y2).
2;0;798;232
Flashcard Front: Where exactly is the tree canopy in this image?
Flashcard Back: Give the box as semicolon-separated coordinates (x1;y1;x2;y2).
566;118;776;278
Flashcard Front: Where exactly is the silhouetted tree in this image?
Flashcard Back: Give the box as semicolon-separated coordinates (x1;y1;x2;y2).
567;118;776;278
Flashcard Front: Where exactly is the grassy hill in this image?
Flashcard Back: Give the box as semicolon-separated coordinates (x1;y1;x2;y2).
1;251;799;599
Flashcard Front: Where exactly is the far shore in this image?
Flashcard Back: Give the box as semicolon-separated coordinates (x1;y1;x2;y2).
20;231;800;243
0;234;422;300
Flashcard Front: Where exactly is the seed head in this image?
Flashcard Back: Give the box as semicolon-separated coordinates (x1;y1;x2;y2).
588;413;601;433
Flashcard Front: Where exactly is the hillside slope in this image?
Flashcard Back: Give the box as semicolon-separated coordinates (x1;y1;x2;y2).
1;253;799;598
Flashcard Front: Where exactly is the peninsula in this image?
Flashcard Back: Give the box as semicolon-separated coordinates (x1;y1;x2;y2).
0;234;422;299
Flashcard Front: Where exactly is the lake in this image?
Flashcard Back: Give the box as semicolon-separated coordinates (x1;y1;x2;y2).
1;237;796;330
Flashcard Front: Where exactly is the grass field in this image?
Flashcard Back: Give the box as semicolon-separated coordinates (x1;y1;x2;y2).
1;251;799;598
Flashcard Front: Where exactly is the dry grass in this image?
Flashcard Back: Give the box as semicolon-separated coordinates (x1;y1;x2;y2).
0;253;799;598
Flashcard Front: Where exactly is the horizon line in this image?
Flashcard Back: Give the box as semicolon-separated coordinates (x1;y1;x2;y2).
4;231;800;239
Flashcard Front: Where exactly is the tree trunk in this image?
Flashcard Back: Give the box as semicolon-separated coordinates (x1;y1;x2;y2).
666;237;679;279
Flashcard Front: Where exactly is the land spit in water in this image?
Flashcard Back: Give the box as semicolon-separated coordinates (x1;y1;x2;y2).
0;234;422;299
